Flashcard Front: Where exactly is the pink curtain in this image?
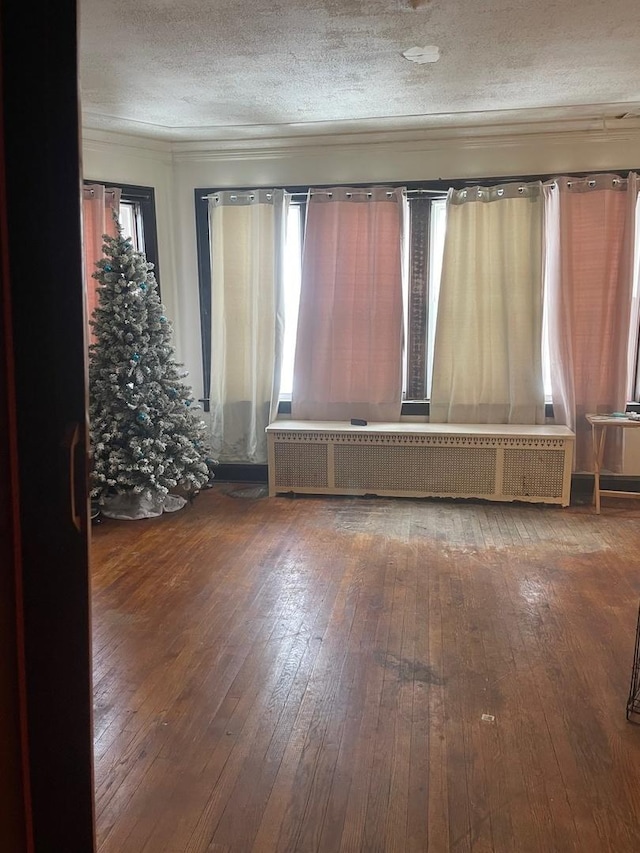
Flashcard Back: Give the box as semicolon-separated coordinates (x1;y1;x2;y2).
291;187;405;421
82;184;121;341
544;174;638;471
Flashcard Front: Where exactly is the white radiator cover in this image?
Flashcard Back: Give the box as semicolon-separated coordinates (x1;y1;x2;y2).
266;421;575;506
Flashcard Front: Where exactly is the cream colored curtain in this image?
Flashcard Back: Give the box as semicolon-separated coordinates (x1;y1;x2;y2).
544;173;638;472
208;189;288;463
82;184;121;341
430;182;545;424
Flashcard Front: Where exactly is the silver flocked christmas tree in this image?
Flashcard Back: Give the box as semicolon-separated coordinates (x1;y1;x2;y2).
89;222;211;516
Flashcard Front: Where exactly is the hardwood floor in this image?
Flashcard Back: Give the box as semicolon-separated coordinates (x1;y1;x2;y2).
91;484;640;852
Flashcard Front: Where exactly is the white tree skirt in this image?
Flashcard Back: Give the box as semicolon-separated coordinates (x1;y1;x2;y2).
101;491;187;520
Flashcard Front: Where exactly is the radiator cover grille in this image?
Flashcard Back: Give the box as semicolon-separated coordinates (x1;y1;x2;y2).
267;423;574;506
502;448;566;498
273;441;328;488
334;444;496;494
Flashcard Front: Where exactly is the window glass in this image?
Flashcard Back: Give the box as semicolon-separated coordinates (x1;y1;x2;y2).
119;201;143;253
426;198;447;399
279;204;303;399
631;193;640;400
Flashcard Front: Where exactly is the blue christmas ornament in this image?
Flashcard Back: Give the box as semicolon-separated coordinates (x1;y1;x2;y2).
104;264;112;272
140;283;147;291
160;316;167;323
132;353;140;362
136;411;149;424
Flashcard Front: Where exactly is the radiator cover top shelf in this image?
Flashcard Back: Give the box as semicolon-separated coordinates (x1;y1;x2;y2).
266;420;575;506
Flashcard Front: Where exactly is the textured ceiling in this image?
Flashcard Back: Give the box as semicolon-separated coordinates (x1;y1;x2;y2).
79;0;640;141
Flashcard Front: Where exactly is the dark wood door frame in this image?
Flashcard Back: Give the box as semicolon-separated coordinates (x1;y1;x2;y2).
0;52;31;853
1;1;95;850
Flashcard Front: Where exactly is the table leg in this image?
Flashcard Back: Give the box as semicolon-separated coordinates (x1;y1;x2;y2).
592;423;607;514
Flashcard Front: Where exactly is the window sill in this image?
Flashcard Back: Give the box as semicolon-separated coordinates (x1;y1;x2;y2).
278;401;556;419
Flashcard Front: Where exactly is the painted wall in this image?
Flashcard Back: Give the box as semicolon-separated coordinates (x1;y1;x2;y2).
82;123;640;472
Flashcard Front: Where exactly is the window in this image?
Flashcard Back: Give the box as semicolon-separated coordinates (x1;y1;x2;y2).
118;200;144;254
277;191;449;404
425;198;447;399
83;181;160;289
195;175;640;416
632;193;640;401
279;203;303;399
194;186;479;411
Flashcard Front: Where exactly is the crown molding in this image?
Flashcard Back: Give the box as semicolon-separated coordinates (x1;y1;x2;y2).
81;116;640;166
170;119;640;163
81;128;173;161
81;100;640;143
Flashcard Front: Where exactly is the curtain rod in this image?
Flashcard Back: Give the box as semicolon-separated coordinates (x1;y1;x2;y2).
201;188;447;200
201;173;630;202
285;188;446;198
543;176;626;190
83;187;118;195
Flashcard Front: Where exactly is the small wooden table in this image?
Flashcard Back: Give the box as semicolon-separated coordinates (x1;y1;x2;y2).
586;414;640;513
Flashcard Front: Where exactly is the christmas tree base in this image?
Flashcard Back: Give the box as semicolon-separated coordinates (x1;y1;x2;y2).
100;491;187;520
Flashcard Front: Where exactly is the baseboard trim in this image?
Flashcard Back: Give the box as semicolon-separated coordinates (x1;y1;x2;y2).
571;473;640;503
210;465;640;504
213;463;268;483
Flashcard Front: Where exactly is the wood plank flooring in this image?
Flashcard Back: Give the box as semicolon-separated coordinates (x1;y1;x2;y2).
91;484;640;852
